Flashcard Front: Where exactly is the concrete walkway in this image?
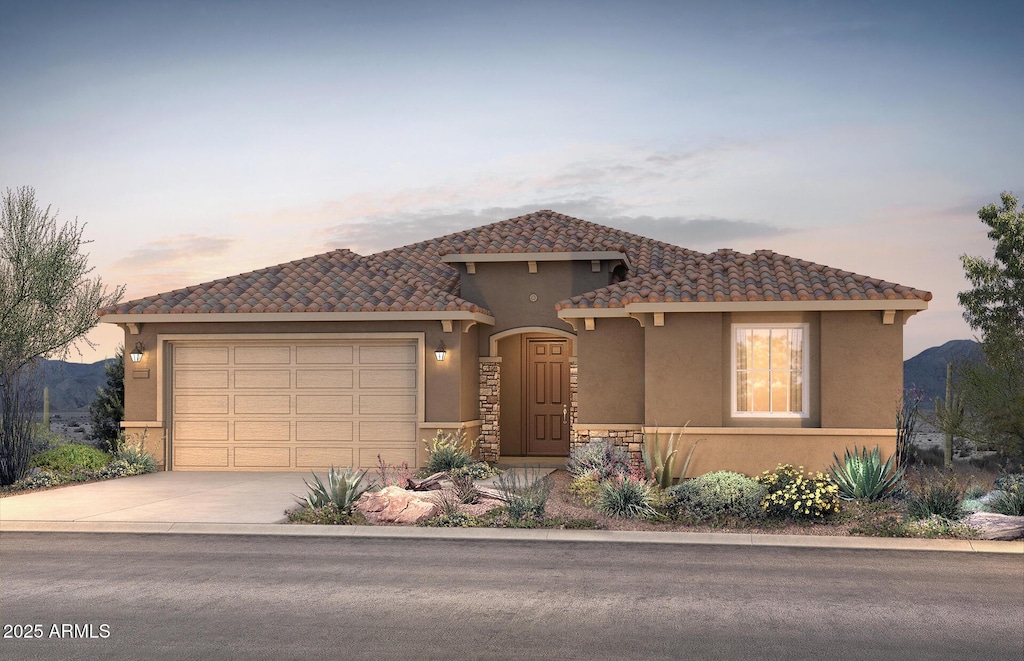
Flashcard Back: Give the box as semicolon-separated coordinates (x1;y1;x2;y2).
1;472;1021;554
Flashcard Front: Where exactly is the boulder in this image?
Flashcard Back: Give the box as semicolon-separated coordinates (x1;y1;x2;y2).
356;486;438;524
964;512;1024;540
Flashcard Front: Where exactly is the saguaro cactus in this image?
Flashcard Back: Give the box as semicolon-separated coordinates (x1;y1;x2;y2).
934;363;964;469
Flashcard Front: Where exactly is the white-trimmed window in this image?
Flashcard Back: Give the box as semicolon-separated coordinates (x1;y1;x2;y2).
732;324;808;418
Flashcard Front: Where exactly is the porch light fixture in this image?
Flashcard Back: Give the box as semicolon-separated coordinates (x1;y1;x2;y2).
434;340;446;362
129;342;145;363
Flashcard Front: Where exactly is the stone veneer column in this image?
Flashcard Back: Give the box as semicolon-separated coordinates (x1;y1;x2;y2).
569;357;579;450
478;357;501;462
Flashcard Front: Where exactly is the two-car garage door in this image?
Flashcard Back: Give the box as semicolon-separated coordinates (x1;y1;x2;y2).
170;338;420;470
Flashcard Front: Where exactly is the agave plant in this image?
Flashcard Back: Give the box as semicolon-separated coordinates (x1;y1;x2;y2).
828;445;904;501
642;425;699;489
300;466;369;512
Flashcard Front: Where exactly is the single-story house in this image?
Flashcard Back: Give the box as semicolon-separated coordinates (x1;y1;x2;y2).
99;210;930;476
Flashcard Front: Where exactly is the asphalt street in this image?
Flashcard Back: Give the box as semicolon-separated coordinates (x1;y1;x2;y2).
1;533;1021;660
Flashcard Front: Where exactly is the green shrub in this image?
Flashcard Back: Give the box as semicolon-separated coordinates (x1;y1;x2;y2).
299;466;369;512
849;514;908;537
424;429;474;473
114;435;157;474
756;464;840;520
567;473;601;506
420;511;485;527
30;443;110;473
31;424;69;452
448;461;500;481
13;470;64;490
596;474;656;519
288;504;366;525
988;485;1024;516
994;473;1024;491
964;483;988;499
495;468;552;522
960;497;988;513
670;471;767;522
903;515;978;539
96;459;146;479
567;439;629;480
828;445;904;501
904;478;964;521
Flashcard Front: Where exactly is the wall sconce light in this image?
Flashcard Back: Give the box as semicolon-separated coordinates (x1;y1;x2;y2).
129;342;145;363
434;340;447;362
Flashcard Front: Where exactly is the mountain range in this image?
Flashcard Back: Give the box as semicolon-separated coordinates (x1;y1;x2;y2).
902;339;982;408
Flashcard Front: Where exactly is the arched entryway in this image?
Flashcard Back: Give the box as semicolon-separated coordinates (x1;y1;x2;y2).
488;327;576;458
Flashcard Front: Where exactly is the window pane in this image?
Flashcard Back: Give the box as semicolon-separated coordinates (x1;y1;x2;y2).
750;329;770;370
735;326;806;416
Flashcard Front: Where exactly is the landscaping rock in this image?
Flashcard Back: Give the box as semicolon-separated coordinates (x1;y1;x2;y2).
964;512;1024;540
357;486;438;524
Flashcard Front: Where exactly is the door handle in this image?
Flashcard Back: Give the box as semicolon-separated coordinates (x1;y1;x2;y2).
562;404;568;424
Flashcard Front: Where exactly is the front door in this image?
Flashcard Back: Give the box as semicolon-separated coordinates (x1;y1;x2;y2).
525;338;570;455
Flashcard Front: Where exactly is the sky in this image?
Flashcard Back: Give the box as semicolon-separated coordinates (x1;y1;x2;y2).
2;0;1021;362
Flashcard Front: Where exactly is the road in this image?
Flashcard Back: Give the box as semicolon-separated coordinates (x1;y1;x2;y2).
1;533;1021;660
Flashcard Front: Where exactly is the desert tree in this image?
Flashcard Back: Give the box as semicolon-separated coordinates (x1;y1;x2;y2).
955;191;1024;463
1;186;124;484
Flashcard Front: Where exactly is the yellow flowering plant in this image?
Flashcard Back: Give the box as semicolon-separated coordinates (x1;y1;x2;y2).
755;464;840;520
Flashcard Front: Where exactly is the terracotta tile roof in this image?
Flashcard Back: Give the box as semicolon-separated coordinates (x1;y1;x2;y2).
100;210;931;317
101;249;490;315
556;249;933;310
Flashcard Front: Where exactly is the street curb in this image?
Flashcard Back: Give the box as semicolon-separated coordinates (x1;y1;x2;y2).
2;520;1021;553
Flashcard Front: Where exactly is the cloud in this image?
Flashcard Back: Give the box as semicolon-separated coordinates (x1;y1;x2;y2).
115;234;233;269
111;234;234;299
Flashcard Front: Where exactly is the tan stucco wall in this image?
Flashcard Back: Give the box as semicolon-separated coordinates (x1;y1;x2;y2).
458;260;610;355
644;313;723;426
497;334;524;455
819;310;903;429
576;317;644;424
644;427;897;477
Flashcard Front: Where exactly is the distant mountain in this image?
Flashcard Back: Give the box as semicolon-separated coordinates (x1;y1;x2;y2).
32;359;114;413
903;339;983;407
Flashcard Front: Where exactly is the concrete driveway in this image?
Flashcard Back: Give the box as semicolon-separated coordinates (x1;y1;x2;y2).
0;472;307;525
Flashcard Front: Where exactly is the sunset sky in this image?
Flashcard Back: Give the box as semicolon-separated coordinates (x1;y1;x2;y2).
2;0;1021;362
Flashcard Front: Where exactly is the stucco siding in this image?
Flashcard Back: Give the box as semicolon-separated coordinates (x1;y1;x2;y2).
819;311;903;429
576;318;644;424
644;313;723;427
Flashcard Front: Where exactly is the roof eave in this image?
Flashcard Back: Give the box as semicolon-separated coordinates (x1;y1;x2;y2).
99;311;496;325
557;299;929;318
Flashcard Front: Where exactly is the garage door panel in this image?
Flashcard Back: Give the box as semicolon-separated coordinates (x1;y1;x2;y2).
296;447;354;468
296;420;354;442
360;395;415;415
175;447;229;467
235;395;290;415
175;395;229;414
235;370;290;389
296;345;354;364
235;345;290;364
176;421;229;441
360;421;416;442
173;339;418;470
360;345;416;365
177;346;229;365
296;369;354;389
235;421;291;442
235;447;291;468
360;369;416;389
176;370;229;389
361;447;415;468
297;395;352;415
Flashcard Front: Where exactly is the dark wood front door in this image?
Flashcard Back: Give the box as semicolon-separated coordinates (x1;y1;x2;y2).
526;338;570;455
